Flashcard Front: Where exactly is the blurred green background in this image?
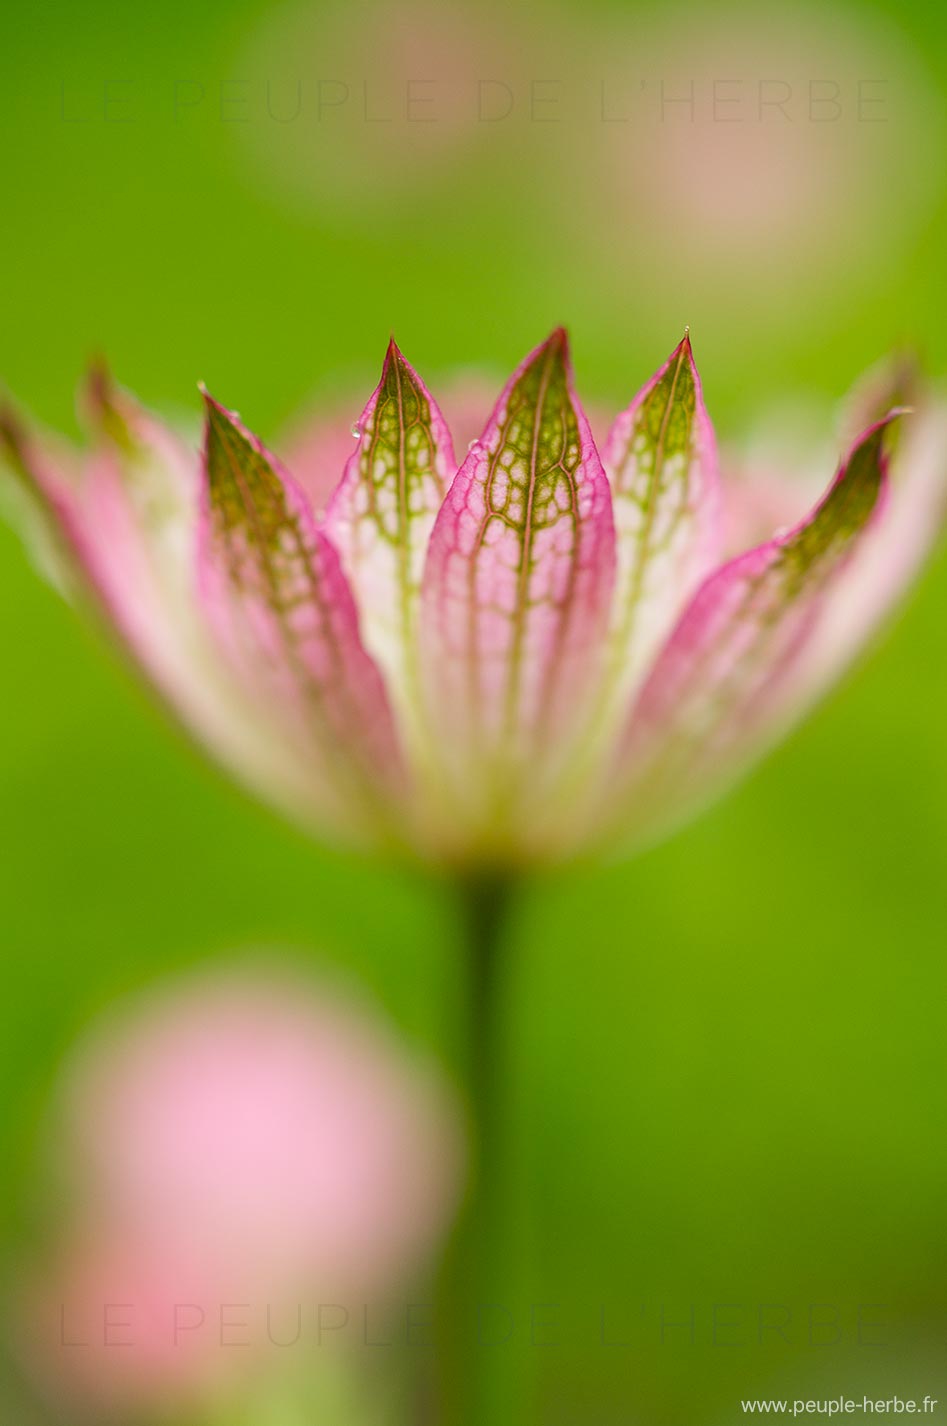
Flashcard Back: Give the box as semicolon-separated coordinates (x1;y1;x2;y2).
3;0;947;1421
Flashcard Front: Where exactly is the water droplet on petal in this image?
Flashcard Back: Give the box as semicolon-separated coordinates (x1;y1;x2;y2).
467;439;482;454
773;525;790;540
350;422;361;439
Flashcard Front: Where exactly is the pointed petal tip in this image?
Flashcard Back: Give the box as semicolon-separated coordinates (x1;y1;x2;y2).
85;355;113;408
199;389;253;454
0;402;22;442
675;328;696;363
505;328;572;384
199;386;227;433
198;385;232;425
527;326;571;376
847;406;904;458
525;327;569;363
382;335;426;382
0;404;26;466
82;359;129;441
384;335;415;377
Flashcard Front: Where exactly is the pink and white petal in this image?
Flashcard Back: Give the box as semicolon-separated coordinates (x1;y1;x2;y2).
419;329;616;838
718;356;923;561
0;410;85;596
324;340;454;710
719;391;884;559
795;398;947;700
601;334;722;710
199;392;405;837
0;391;269;784
599;413;910;849
3;381;401;846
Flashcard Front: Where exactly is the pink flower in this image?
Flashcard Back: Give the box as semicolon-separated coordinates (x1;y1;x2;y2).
3;334;945;863
52;965;463;1298
17;965;463;1419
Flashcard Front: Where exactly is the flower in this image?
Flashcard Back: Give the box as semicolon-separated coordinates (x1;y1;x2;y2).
18;964;463;1421
2;334;945;866
53;964;464;1296
586;2;939;325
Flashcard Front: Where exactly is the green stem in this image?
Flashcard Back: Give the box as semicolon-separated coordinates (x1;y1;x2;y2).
435;873;515;1426
462;875;510;1180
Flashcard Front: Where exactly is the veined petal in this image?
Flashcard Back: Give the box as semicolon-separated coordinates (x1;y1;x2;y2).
1;380;344;832
601;333;722;708
281;371;493;518
419;329;616;829
793;398;947;703
198;392;405;832
0;379;201;692
606;414;900;845
324;340;454;709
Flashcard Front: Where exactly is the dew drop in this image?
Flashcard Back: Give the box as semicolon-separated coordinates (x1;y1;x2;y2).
467;439;482;454
350;422;361;439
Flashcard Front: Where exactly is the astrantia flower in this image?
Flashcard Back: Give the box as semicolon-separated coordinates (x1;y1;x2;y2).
54;965;463;1295
3;334;945;866
19;965;463;1422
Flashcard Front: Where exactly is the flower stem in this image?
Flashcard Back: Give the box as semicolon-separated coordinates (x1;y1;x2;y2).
436;872;515;1426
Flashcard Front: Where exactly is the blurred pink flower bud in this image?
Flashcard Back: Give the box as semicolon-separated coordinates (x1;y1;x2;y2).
56;965;464;1300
